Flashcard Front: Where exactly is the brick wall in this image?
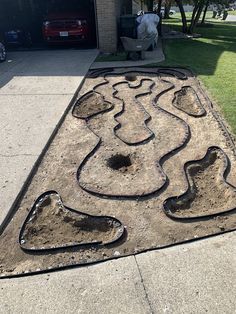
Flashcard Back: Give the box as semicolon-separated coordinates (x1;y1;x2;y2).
96;0;121;52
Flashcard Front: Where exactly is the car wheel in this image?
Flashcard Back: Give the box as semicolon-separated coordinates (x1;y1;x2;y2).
0;43;6;62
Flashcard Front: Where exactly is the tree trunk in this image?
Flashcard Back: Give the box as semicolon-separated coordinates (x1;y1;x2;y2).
201;1;209;24
188;1;205;33
164;2;171;19
191;4;199;23
195;1;206;24
175;0;188;33
156;0;162;15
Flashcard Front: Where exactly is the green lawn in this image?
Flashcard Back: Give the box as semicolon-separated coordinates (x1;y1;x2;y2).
156;14;236;134
96;52;127;62
228;10;236;15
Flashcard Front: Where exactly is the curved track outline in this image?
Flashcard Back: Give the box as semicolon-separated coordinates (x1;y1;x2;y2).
163;146;236;220
1;66;236;278
19;190;125;252
73;68;191;199
172;85;206;117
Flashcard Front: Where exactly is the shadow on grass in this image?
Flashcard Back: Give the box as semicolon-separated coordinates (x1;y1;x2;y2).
159;21;236;76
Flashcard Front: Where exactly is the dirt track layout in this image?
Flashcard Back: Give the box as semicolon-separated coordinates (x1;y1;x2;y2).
1;67;236;278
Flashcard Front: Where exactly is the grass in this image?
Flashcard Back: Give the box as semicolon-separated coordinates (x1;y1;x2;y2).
96;52;127;62
157;14;236;134
228;10;236;15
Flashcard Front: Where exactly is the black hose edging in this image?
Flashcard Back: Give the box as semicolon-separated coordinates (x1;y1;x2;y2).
163;146;236;220
1;66;235;278
2;224;235;279
172;85;207;118
72;90;115;120
19;190;125;252
73;68;191;199
112;78;155;146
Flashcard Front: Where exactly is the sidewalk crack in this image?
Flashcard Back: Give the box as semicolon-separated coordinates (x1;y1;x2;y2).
134;255;154;314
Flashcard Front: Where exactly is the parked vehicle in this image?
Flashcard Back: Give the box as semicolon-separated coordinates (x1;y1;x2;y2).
169;9;176;15
42;11;92;44
153;5;176;17
160;9;176;17
0;42;6;62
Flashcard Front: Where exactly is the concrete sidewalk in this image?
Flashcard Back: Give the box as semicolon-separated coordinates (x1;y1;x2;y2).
0;49;98;229
1;231;235;313
226;14;236;22
91;41;165;69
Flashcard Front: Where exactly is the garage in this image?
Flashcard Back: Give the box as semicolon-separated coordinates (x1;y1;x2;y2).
0;0;98;48
0;0;134;53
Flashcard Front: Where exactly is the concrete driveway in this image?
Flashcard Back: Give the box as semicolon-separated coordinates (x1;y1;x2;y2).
0;49;98;229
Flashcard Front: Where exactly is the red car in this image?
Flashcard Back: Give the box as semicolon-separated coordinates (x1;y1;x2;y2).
42;12;93;44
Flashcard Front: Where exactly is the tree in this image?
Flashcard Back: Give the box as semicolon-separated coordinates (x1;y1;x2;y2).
188;0;208;33
164;0;172;18
201;0;210;24
174;0;230;33
175;0;188;33
154;0;229;34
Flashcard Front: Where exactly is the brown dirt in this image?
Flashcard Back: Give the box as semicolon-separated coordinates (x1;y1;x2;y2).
113;80;154;145
20;193;123;250
173;86;206;116
167;148;236;218
0;67;236;278
73;91;113;119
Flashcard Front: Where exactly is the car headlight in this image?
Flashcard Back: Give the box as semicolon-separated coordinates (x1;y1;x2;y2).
77;20;87;26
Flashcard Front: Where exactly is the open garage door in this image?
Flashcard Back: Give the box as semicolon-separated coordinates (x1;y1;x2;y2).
0;0;97;48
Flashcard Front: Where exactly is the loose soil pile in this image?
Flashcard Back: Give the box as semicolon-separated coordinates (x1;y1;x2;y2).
0;67;236;278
